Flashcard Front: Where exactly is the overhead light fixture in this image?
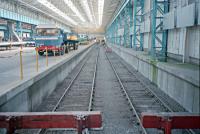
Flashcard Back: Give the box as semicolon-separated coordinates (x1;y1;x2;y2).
81;0;93;22
98;0;104;26
37;0;77;25
63;0;85;22
88;1;98;28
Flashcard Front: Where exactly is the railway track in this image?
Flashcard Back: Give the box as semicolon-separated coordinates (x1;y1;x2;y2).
15;45;198;134
14;45;99;134
31;45;100;134
105;49;197;134
90;46;138;134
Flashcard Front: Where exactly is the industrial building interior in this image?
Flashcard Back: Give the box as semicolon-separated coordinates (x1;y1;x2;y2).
0;0;199;134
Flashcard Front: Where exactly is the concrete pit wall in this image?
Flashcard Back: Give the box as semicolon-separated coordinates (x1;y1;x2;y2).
0;45;94;112
109;44;199;113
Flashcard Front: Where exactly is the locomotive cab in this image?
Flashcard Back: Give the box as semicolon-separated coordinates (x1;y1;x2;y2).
34;24;65;56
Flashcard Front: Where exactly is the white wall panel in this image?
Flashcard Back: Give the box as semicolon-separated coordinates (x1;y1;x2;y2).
143;0;151;20
140;22;145;33
168;25;200;60
187;26;200;59
176;3;195;28
140;19;150;33
163;11;175;30
140;0;200;63
144;0;151;14
144;19;151;33
167;29;182;55
143;33;149;49
178;29;185;55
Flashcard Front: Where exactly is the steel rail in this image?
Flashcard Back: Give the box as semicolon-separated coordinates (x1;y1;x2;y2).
83;47;100;134
88;47;100;111
105;52;148;134
119;58;173;112
107;51;195;134
37;46;97;134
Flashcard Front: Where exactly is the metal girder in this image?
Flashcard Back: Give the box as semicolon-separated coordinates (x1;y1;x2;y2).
151;0;169;61
115;20;119;45
133;0;144;51
129;0;133;48
123;1;132;48
0;111;102;134
119;13;123;46
16;21;22;39
106;0;133;48
141;112;200;134
124;7;128;47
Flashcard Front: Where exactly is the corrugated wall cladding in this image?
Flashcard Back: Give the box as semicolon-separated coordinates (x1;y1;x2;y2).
167;0;200;63
187;26;200;59
140;0;199;63
108;0;200;64
168;26;200;59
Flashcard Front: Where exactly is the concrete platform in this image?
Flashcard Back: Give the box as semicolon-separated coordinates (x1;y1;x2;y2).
108;44;199;113
0;46;90;90
0;43;95;112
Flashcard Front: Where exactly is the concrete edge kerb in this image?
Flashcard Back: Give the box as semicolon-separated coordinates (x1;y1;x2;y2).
109;44;199;87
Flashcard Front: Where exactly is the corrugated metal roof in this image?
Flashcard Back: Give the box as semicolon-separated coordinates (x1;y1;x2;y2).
17;0;122;33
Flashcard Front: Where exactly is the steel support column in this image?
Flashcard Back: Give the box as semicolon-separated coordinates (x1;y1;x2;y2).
129;0;134;48
124;1;133;48
30;25;36;39
16;21;22;39
139;0;144;51
113;21;115;45
119;13;123;46
124;7;128;47
133;0;144;50
106;0;134;47
116;17;120;45
151;0;168;61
